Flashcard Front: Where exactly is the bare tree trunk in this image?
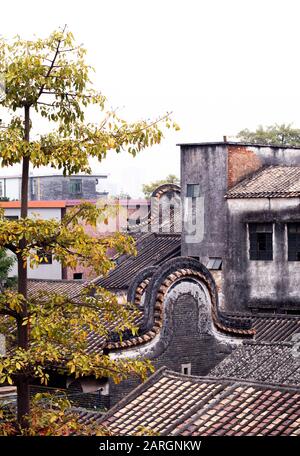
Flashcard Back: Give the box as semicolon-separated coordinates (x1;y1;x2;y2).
17;104;30;428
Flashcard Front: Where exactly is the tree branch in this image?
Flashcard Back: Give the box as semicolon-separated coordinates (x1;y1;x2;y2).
35;25;67;102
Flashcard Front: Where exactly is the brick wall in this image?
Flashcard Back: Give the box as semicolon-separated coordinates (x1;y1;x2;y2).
109;292;234;406
227;145;262;188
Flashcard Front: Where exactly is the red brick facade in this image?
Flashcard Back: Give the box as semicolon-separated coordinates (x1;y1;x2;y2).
227;145;262;188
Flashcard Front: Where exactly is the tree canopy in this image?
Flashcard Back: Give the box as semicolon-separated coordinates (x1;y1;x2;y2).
142;174;180;198
0;27;176;432
237;124;300;146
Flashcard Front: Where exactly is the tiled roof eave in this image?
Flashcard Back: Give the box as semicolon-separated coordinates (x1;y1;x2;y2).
226;192;300;199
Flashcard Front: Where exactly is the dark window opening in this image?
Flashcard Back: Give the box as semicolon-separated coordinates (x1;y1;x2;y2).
207;257;222;270
181;363;191;375
187;184;200;198
31;178;37;197
37;251;52;264
70;179;82;195
73;273;83;280
249;223;273;261
288;223;300;261
5;215;19;220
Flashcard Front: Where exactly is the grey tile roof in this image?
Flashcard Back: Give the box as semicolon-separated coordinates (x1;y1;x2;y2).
226;165;300;198
88;367;300;436
96;233;181;291
224;312;300;342
209;342;300;387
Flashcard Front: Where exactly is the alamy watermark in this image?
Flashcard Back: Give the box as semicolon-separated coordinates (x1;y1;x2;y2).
95;195;205;244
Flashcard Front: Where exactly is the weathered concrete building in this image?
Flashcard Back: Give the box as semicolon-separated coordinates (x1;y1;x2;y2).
180;142;300;313
0;173;108;201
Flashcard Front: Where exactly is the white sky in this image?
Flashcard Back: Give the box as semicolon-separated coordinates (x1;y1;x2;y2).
1;0;300;196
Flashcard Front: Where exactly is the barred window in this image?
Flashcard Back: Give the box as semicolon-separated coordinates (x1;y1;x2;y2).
70;179;82;195
249;223;273;261
186;184;200;198
288;223;300;261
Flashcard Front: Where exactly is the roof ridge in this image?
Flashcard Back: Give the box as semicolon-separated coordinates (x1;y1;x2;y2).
28;278;86;284
203;375;300;392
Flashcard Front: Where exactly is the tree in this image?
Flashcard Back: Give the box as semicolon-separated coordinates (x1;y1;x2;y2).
0;27;177;430
0;248;17;291
142;174;180;198
237;123;300;146
112;191;132;200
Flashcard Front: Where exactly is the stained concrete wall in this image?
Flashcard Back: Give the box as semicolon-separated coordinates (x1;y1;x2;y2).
225;197;300;312
30;175;105;200
181;144;228;263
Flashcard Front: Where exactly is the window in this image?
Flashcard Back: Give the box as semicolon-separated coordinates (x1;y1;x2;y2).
249;223;273;261
31;178;37;196
181;363;191;376
37;251;52;264
73;273;83;280
70;179;82;195
206;257;222;270
0;181;3;197
187;184;200;198
288;223;300;261
5;215;19;220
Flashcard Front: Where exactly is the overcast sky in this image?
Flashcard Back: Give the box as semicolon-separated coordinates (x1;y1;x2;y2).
1;0;300;196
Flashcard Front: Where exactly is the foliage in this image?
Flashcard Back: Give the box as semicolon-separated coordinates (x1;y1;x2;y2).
0;248;16;291
142;174;180;198
0;26;175;430
0;393;157;436
112;192;132;200
0;393;112;436
237;123;300;146
0;29;178;173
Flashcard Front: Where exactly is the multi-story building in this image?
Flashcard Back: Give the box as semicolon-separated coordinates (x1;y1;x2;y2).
0;173;108;201
180;141;300;313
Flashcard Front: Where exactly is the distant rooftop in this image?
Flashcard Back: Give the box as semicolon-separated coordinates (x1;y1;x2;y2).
177;141;300;149
0;200;67;208
0;199;149;209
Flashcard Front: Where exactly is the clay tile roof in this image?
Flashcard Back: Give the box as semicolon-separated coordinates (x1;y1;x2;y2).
28;278;86;300
83;367;300;436
95;233;181;291
209;342;300;387
226;166;300;198
173;381;300;436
